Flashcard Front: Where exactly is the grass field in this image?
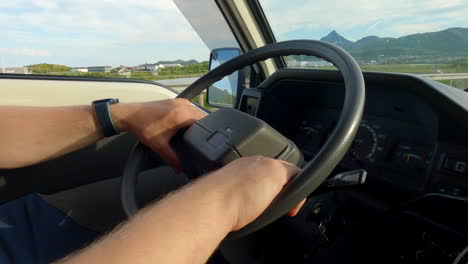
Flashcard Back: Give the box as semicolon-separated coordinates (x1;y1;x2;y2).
317;61;468;74
361;64;464;74
307;59;468;89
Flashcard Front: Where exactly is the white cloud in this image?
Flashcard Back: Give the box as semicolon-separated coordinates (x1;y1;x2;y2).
260;0;468;39
0;47;51;56
0;0;213;66
1;0;200;44
33;0;59;9
390;22;453;36
423;0;464;9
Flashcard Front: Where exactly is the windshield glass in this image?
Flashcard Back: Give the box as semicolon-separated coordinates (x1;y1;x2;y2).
260;0;468;89
0;0;219;85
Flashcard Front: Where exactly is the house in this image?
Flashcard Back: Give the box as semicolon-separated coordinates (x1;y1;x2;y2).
159;63;182;68
136;63;183;71
1;67;32;74
135;63;158;71
114;65;134;71
72;66;111;73
88;66;112;72
117;67;131;78
72;67;88;73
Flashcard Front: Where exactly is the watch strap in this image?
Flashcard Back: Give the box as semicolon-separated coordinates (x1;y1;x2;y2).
92;98;120;137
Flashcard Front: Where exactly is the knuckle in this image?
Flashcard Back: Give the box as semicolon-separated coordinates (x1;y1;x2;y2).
250;155;265;160
240;155;280;168
240;155;266;164
261;157;281;168
169;105;187;121
173;98;190;106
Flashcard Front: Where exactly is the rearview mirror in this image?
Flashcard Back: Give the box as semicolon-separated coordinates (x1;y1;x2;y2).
207;48;242;107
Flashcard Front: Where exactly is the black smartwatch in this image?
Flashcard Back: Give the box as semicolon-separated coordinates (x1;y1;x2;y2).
92;98;120;137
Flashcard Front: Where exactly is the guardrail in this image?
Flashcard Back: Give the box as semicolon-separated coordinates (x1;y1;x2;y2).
156;77;206;105
419;73;468;88
419;73;468;81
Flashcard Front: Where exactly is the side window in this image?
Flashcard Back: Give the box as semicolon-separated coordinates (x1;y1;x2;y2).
0;1;210;106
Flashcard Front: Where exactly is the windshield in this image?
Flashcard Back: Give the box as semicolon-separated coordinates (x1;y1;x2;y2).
259;0;468;89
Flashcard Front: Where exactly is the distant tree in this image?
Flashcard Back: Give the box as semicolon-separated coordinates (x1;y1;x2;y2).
159;61;209;75
28;63;71;73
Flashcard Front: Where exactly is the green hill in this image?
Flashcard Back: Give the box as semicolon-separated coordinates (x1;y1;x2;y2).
319;27;468;60
27;63;71;73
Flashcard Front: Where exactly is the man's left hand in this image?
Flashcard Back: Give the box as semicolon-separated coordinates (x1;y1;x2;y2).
111;99;207;173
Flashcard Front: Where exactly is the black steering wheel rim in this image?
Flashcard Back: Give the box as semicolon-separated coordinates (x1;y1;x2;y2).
121;40;365;239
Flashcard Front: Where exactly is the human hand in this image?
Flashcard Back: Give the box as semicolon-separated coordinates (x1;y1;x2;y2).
111;99;207;173
205;156;306;231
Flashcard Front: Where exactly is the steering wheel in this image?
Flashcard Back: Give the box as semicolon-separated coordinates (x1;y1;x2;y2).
121;40;365;239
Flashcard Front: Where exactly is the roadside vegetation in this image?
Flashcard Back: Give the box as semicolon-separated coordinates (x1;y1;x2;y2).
25;62;209;81
158;61;208;76
27;63;71;74
313;59;468;74
21;60;468;89
58;71;204;81
300;59;468;89
360;59;468;74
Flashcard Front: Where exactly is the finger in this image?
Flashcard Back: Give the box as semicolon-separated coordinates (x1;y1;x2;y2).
195;108;208;119
152;142;182;173
276;159;301;181
272;160;305;216
287;198;306;217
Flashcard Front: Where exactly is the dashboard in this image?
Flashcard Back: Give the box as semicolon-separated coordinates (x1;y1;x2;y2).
236;68;468;262
240;69;468;199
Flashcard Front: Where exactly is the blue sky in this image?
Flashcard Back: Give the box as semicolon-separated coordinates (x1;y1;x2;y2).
2;0;468;67
260;0;468;41
0;0;210;67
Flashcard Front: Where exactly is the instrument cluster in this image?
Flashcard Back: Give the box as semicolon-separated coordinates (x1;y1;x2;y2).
294;114;436;191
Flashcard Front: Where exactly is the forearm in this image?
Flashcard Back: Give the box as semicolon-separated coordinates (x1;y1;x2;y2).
0;99;206;170
0;104;132;169
62;173;236;264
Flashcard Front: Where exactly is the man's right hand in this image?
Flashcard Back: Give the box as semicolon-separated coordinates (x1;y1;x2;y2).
59;155;305;264
204;156;306;232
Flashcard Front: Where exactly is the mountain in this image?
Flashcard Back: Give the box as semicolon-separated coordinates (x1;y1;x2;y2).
155;59;198;66
320;30;354;49
319;27;468;60
207;85;234;105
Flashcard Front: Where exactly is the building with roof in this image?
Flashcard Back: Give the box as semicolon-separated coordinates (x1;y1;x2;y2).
72;67;88;73
135;63;158;71
136;63;183;71
114;65;134;71
1;67;32;74
88;66;112;72
117;67;131;78
159;63;182;68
